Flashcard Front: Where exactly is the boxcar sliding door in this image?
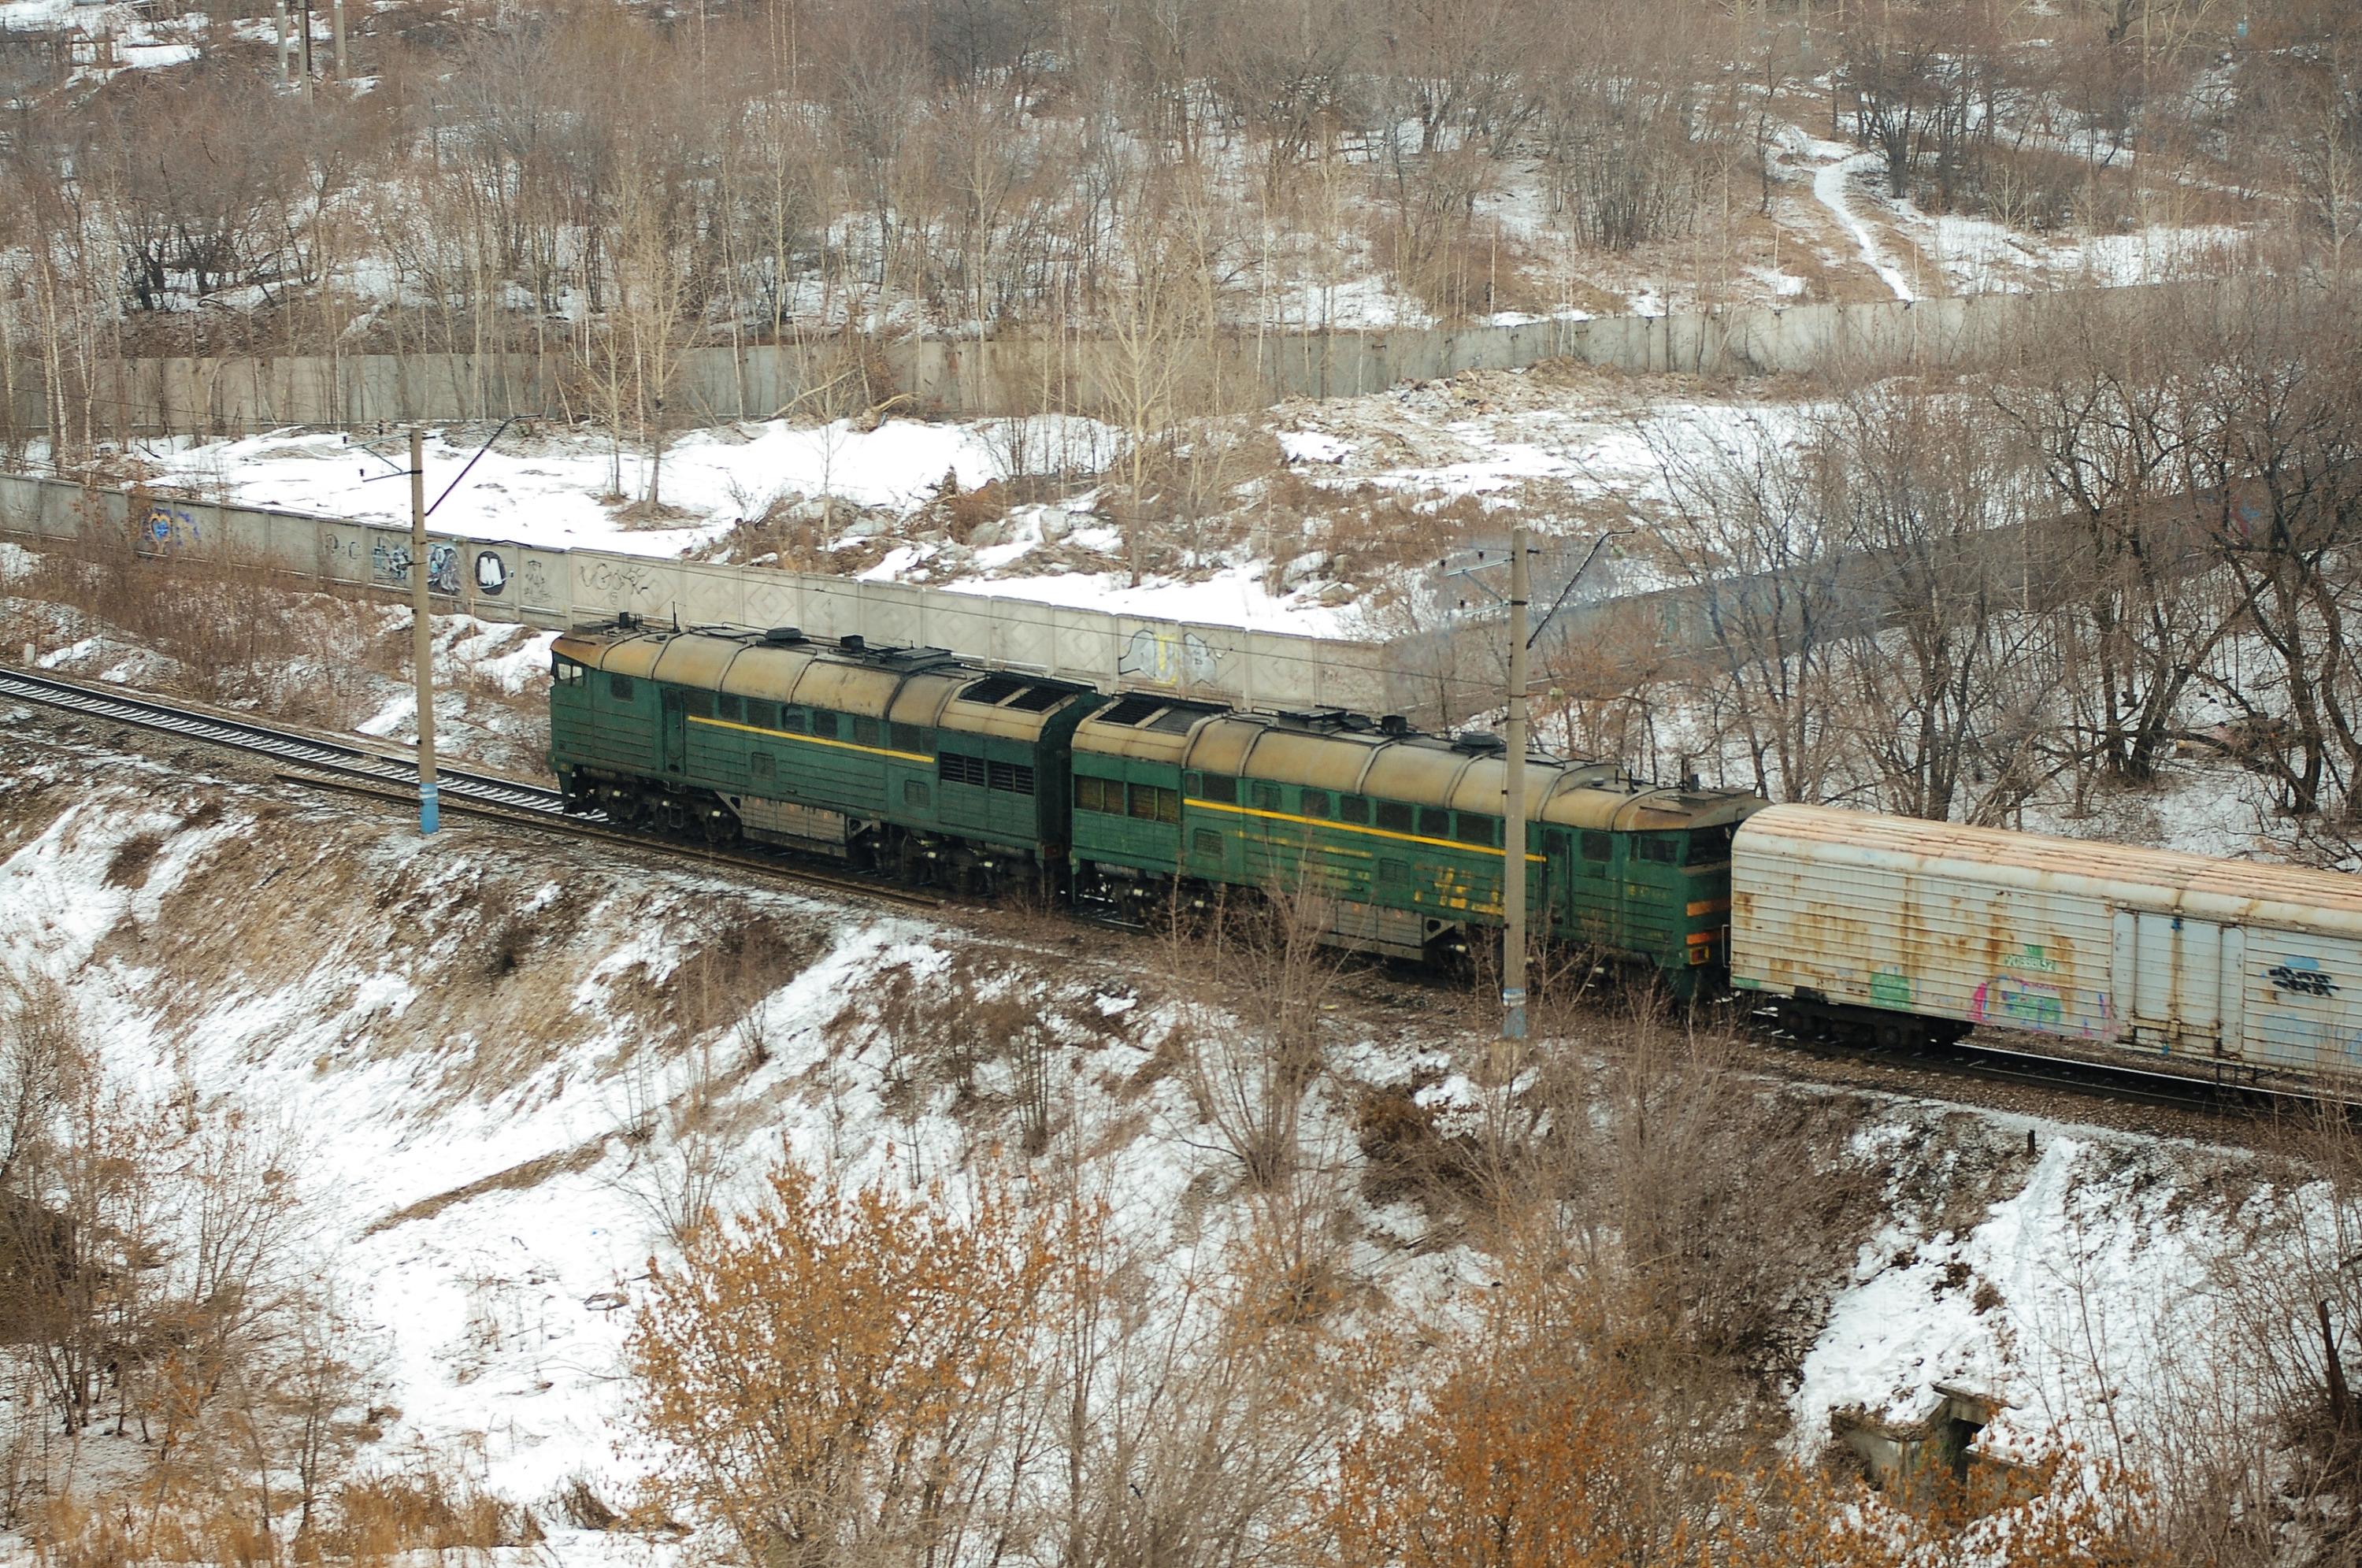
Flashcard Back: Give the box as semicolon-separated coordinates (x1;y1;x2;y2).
2110;909;2237;1055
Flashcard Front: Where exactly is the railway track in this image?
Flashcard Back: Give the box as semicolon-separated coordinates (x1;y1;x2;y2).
1;665;573;817
274;770;938;908
1;665;938;911
2;665;2338;1121
1739;1009;2342;1121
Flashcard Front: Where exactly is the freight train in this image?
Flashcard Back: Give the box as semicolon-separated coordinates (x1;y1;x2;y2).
548;617;2362;1086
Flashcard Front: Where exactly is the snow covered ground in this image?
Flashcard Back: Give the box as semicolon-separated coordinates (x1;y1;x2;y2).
0;714;2322;1552
119;416;1120;560
99;368;1805;642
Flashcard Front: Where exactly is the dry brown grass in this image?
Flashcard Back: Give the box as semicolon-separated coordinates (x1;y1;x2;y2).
20;1454;536;1568
2;533;393;728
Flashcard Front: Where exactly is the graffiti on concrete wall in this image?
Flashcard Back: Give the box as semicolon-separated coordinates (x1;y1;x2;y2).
580;556;666;606
369;539;408;587
520;554;555;607
1118;627;1221;687
136;503;197;554
473;549;510;598
370;539;462;594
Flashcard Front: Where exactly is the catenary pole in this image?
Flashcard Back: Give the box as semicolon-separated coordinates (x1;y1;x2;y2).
410;428;438;835
1502;525;1529;1043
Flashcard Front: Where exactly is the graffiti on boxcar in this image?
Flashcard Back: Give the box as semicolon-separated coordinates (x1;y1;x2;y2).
2268;957;2339;998
1870;966;1913;1008
1971;974;2067;1032
1998;942;2062;974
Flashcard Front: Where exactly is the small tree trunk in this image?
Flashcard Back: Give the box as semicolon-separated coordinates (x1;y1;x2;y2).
2323;1299;2353;1436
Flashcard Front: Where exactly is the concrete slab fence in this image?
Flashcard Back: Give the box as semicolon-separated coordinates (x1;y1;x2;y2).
9;280;2227;436
0;471;1430;719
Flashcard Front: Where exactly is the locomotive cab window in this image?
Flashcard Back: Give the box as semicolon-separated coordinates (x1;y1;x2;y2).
1580;831;1611;862
683;690;715;718
1637;837;1678;865
1302;790;1332;818
553;658;584;684
782;710;808;734
608;674;635;702
717;693;744;724
852;717;881;747
811;712;840;740
749;699;781;730
1077;776;1116;813
1200;774;1238;805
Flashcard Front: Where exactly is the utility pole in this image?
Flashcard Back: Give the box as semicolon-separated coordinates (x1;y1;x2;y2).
1502;525;1530;1043
1440;526;1625;1047
273;0;290;83
331;0;346;77
410;428;438;836
298;0;313;98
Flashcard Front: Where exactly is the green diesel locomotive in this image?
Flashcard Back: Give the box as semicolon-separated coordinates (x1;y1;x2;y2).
550;619;1101;895
547;620;1763;991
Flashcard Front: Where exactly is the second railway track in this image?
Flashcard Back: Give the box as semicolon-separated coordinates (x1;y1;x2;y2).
2;665;572;816
2;664;939;910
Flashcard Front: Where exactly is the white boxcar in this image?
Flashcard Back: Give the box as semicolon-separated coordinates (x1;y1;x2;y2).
1730;804;2362;1079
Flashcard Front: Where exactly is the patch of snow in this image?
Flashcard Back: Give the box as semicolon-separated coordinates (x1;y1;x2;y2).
1808;143;1916;302
1280;430;1352;465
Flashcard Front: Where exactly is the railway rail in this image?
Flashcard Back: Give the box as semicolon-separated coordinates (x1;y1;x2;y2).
1755;1024;2333;1119
0;663;2334;1121
1;664;938;910
1;665;573;817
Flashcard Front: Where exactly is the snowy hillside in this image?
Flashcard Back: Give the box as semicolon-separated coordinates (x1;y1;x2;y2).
0;709;2337;1559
